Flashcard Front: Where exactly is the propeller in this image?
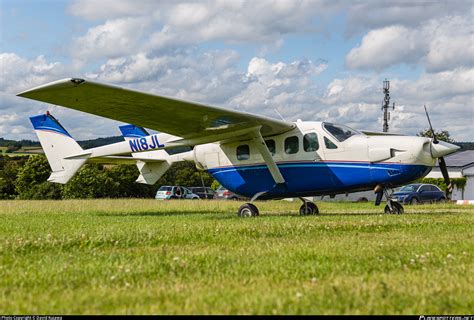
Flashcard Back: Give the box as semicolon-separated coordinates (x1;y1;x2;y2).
423;105;454;199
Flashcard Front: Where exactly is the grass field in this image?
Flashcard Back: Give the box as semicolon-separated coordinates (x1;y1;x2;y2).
0;199;472;314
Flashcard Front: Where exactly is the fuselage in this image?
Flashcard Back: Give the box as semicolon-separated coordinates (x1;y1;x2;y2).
191;121;438;199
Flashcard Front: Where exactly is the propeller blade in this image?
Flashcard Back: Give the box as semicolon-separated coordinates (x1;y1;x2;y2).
438;156;452;199
424;105;438;144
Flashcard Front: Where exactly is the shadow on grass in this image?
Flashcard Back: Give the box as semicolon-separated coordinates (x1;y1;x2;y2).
95;210;234;218
95;209;459;219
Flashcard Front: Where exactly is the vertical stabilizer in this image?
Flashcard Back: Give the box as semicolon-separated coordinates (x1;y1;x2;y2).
119;124;150;141
30;113;87;183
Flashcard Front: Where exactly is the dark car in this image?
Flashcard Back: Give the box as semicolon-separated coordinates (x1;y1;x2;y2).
213;186;247;200
189;187;215;199
392;183;446;205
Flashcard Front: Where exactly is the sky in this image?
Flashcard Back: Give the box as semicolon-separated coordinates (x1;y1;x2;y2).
0;0;473;141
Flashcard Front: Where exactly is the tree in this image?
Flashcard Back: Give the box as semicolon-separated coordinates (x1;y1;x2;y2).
107;165;157;198
14;155;62;199
417;129;455;143
62;164;115;199
156;161;216;188
0;155;27;199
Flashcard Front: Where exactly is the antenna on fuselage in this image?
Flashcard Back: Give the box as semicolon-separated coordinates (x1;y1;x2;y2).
274;109;286;121
382;79;395;132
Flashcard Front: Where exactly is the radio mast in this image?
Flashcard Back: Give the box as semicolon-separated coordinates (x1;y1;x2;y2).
382;79;395;132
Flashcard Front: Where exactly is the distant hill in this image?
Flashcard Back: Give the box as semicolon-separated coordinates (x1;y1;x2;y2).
457;142;474;151
0;136;124;152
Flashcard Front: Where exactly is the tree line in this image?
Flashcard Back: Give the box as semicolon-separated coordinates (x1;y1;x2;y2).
0;155;215;200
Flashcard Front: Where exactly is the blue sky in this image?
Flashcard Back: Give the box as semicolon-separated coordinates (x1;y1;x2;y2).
1;0;472;141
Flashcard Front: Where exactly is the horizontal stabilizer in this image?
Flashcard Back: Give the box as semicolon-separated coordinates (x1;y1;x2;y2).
136;160;170;185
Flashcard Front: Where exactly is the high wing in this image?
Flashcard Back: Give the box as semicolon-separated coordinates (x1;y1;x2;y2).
17;78;295;140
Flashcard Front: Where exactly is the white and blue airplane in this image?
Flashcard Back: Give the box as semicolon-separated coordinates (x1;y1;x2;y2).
17;78;459;216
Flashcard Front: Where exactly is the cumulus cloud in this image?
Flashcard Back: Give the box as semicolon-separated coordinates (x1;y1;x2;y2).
2;1;473;143
345;1;472;34
314;71;474;141
0;53;124;140
72;17;151;61
70;0;325;61
346;14;474;72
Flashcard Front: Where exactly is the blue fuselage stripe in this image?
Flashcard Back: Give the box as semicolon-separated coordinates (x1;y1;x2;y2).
208;161;431;199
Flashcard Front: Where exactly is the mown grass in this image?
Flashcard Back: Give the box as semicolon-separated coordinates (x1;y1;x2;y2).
0;199;472;315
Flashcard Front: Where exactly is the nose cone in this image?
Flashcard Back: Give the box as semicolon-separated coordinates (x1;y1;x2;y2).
431;141;460;158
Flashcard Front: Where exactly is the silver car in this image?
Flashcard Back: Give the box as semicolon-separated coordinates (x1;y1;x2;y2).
155;186;200;200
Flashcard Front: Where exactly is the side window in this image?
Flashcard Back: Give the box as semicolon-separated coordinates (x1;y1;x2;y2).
236;145;250;160
265;139;276;155
303;132;319;152
324;136;338;149
419;185;429;192
285;136;299;154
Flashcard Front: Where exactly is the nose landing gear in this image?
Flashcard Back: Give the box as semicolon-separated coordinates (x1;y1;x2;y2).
375;186;404;214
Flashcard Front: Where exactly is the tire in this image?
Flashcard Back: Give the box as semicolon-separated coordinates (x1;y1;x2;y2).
410;197;419;205
238;203;259;217
384;201;404;214
299;202;319;215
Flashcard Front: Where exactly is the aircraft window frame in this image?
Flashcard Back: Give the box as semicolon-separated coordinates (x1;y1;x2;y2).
236;144;250;160
323;122;361;142
303;132;319;152
284;136;299;154
324;136;338;150
265;139;276;156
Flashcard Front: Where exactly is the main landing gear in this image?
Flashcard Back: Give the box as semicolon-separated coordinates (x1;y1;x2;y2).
298;197;319;215
237;196;319;217
375;185;404;214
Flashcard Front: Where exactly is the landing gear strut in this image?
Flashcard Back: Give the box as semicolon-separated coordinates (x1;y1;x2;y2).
299;197;319;215
375;186;404;214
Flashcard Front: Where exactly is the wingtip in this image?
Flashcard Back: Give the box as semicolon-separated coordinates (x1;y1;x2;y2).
16;78;85;97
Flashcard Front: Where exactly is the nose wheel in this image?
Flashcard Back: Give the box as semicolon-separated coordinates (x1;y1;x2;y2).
376;186;405;214
384;200;404;214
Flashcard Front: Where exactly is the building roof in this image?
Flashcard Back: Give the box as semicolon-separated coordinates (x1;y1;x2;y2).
436;150;474;168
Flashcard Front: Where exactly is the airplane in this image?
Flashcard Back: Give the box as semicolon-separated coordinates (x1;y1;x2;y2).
17;78;460;216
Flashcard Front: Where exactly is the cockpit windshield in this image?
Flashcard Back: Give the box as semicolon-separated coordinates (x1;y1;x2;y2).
322;122;361;142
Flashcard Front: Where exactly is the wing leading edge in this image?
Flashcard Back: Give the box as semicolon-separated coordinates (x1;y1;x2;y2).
17;78;295;140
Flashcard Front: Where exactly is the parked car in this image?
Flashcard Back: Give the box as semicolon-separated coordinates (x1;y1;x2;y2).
392;183;446;204
189;187;215;199
155;186;200;200
213;186;247;200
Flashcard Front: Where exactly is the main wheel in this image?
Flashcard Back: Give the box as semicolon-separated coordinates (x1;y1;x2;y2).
299;202;319;215
238;203;259;217
384;201;404;214
410;197;419;205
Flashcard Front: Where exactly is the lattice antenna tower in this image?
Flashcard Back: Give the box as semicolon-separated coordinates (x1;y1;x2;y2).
382;79;395;132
